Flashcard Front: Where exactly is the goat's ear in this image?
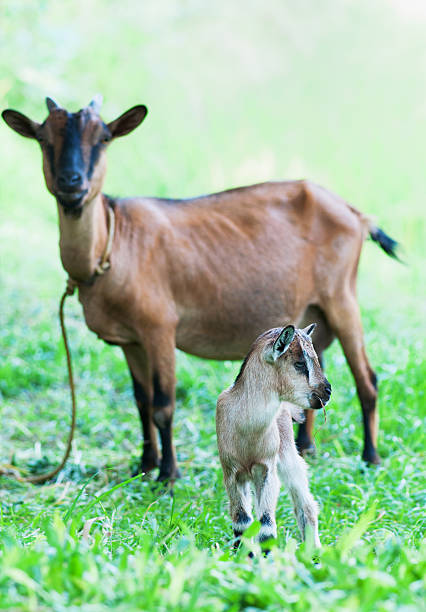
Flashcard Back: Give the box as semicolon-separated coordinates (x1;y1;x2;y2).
272;325;295;360
2;109;40;139
107;105;148;139
302;323;317;337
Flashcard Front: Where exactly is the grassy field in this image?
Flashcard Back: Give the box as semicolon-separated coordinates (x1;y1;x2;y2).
0;1;425;610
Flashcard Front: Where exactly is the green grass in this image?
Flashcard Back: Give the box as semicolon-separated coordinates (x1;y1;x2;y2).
0;1;425;610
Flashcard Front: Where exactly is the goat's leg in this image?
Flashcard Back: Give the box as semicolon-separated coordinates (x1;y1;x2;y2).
251;463;279;546
123;346;159;475
297;311;334;456
223;471;253;548
278;410;320;547
147;331;180;482
324;294;379;464
296;410;316;457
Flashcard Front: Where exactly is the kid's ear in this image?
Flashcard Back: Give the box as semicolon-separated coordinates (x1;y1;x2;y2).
272;325;295;360
302;323;317;337
2;109;40;139
107;105;148;139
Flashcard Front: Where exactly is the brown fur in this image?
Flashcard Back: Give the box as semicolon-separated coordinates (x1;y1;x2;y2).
2;98;386;480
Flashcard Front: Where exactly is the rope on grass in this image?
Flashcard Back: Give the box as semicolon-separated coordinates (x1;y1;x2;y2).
0;284;77;483
0;203;115;484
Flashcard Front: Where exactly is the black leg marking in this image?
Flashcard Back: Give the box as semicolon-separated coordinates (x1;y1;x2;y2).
232;508;252;549
151;372;180;481
359;384;380;465
259;512;275;554
236;509;252;526
131;373;148;405
260;512;272;528
361;410;380;464
130;372;159;474
233;529;243;549
258;533;275;544
153;373;171;409
157;420;180;481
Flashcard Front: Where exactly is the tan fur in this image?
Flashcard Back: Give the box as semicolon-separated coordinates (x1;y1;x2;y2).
2;100;381;479
216;326;330;548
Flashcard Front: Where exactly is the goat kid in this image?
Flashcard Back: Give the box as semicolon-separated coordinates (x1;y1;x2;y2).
2;97;397;482
216;324;331;549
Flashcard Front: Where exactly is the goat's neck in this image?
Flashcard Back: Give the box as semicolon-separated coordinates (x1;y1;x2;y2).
57;193;108;282
235;372;282;431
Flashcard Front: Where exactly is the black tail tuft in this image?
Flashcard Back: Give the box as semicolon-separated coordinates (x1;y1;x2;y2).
369;227;401;261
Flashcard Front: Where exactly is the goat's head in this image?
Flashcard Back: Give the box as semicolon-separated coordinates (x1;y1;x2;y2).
263;324;332;410
2;97;147;216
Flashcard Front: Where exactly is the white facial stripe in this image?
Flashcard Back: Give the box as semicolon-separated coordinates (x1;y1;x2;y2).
303;349;314;381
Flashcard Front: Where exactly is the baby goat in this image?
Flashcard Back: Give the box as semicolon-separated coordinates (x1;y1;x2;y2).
216;324;331;549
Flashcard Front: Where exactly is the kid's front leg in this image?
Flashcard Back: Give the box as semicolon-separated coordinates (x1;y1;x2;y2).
251;463;279;548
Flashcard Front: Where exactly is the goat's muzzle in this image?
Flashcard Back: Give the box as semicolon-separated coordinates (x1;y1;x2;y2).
309;380;332;410
57;189;88;213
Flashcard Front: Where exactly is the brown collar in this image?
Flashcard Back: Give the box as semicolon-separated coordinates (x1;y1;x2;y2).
65;199;115;295
94;202;115;275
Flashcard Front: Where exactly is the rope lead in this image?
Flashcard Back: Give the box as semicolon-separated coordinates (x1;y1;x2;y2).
17;286;77;483
0;284;77;483
1;202;115;483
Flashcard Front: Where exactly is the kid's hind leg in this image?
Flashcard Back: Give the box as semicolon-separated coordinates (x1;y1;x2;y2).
278;411;320;547
251;463;280;548
223;471;253;548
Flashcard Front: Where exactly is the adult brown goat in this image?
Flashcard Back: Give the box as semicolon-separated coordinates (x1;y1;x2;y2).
2;97;398;481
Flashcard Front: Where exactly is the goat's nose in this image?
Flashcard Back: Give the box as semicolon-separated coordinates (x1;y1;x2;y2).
58;171;82;190
324;380;332;397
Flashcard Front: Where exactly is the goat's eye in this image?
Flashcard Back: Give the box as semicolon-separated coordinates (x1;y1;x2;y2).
101;130;112;143
294;361;306;371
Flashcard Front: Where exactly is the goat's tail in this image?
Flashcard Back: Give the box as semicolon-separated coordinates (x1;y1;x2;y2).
346;203;401;261
368;223;401;261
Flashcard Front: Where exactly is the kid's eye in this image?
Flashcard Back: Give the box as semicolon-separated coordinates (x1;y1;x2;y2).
294;360;307;371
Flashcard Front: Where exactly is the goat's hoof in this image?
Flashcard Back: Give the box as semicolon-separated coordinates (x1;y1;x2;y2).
131;458;160;478
157;467;182;483
362;449;381;465
149;469;181;497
